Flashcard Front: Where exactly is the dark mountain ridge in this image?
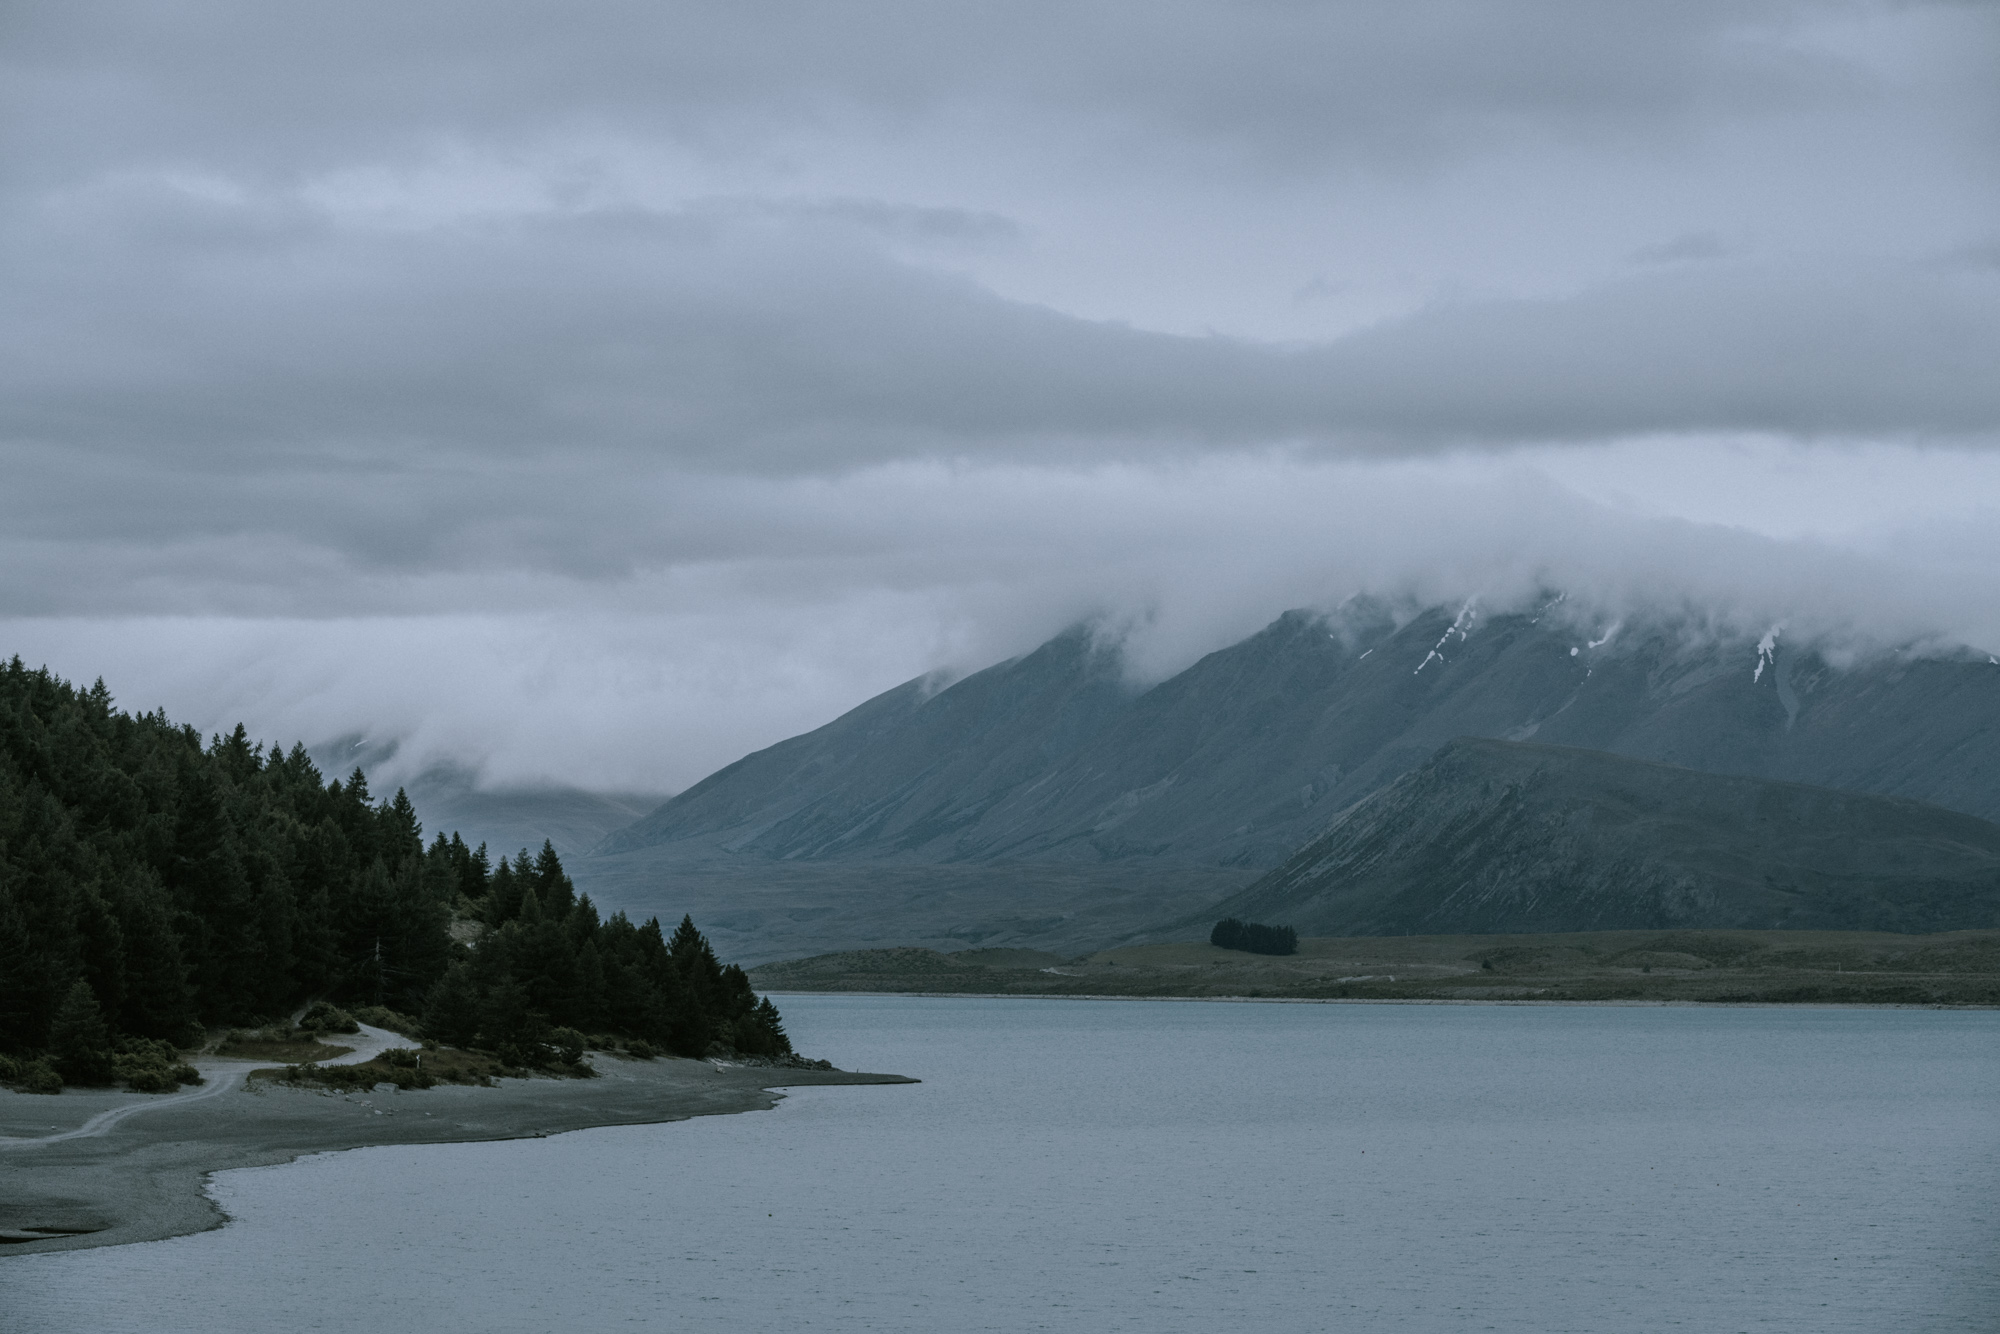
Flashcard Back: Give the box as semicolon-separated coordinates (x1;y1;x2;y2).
1207;738;2000;936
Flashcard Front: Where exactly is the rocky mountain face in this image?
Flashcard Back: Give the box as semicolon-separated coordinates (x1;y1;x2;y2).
600;600;2000;870
1206;738;2000;936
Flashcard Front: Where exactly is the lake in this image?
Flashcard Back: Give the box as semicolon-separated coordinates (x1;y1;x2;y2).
6;997;1996;1332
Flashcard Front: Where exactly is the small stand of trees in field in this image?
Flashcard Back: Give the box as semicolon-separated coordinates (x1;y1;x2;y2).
0;658;789;1093
1210;918;1300;956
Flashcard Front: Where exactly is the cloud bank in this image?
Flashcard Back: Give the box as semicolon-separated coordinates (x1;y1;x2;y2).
3;1;1996;792
10;451;2000;793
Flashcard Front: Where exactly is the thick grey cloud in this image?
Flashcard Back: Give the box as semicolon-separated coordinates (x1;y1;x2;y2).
6;0;1992;487
1;1;1889;180
3;0;1996;790
5;192;1996;489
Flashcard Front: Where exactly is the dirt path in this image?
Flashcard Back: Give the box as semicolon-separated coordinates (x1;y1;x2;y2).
0;1024;416;1149
313;1022;417;1069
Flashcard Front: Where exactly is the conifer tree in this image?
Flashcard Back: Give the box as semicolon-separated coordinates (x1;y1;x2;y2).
0;887;40;1051
385;788;423;864
50;979;113;1085
113;880;198;1043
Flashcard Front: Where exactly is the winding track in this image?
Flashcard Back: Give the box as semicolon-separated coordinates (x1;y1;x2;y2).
0;1024;415;1148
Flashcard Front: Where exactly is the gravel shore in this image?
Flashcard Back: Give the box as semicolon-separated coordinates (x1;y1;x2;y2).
0;1052;915;1256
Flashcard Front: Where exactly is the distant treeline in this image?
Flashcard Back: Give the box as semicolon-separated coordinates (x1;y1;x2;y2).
1210;918;1299;956
0;658;786;1090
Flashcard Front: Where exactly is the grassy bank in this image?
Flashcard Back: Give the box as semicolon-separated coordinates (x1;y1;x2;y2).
249;1044;510;1090
749;930;2000;1005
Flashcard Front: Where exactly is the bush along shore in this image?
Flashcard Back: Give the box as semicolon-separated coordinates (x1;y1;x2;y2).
260;1033;836;1094
1210;918;1299;956
0;659;795;1094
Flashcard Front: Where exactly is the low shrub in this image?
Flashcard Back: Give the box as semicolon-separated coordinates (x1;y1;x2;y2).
731;1052;836;1071
349;1005;420;1035
124;1065;180;1093
110;1036;204;1093
549;1027;586;1066
275;1060;436;1091
13;1059;64;1095
624;1039;657;1060
263;1045;506;1090
1210;918;1300;956
117;1035;183;1063
297;1001;359;1034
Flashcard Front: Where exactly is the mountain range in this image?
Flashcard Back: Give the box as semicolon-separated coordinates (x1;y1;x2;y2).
575;599;2000;961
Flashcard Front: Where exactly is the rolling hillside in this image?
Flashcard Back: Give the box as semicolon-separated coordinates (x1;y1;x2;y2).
1210;738;2000;936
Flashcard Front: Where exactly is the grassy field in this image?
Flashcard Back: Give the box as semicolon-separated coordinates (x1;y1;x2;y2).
212;1031;356;1063
749;929;2000;1005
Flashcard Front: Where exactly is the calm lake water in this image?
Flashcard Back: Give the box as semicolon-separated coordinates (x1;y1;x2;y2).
7;997;1997;1332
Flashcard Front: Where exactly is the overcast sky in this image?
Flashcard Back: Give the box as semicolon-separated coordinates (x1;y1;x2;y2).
4;1;1998;793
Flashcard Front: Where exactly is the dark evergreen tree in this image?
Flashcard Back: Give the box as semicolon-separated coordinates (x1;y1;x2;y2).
73;885;126;1029
0;885;40;1047
384;788;423;864
50;978;114;1085
744;996;791;1057
112;877;198;1043
422;961;483;1048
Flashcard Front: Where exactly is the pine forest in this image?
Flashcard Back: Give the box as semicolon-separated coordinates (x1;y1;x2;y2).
0;657;789;1091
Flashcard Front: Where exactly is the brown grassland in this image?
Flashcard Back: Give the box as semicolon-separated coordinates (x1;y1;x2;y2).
212;1031;356;1064
750;930;2000;1005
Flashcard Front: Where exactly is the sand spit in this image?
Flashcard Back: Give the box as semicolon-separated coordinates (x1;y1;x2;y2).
0;1053;914;1256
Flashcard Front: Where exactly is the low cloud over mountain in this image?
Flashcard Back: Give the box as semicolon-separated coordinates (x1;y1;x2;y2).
4;1;1996;798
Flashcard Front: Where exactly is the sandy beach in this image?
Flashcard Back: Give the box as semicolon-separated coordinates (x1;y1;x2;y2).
0;1049;914;1256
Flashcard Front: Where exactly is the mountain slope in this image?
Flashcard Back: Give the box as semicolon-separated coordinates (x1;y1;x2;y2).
1210;739;2000;936
600;601;2000;873
602;624;1134;859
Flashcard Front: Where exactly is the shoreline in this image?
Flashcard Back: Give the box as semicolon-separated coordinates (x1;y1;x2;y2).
751;930;2000;1007
0;1052;914;1257
764;988;1993;1009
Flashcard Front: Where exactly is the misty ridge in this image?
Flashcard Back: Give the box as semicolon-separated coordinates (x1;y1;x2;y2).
566;587;2000;962
20;450;2000;811
606;585;2000;854
338;577;2000;816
